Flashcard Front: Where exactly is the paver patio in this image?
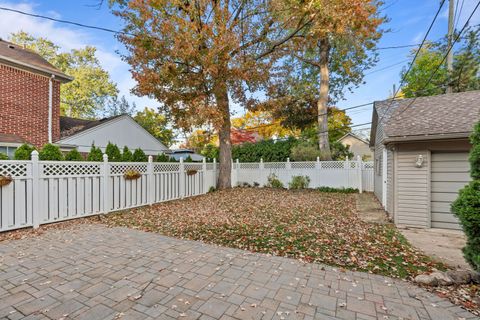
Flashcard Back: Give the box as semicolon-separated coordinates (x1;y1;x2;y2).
0;224;477;320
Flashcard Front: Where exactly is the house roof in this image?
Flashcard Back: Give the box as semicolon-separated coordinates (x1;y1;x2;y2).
0;133;28;145
0;39;72;83
59;115;122;139
371;90;480;144
337;132;369;145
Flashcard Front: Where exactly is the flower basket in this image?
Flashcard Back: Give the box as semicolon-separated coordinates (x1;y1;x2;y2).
187;169;198;176
0;175;13;187
124;170;142;180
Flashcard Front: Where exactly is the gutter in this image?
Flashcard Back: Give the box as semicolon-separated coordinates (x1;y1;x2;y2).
48;75;54;143
383;132;471;144
0;55;73;83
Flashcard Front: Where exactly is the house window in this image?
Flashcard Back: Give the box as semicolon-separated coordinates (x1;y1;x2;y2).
0;146;18;159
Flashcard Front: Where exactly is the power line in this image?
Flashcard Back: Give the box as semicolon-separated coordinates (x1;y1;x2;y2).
364;59;409;75
376;0;447;127
393;0;480;119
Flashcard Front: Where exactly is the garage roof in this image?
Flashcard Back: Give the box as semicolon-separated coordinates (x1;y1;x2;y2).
373;90;480;142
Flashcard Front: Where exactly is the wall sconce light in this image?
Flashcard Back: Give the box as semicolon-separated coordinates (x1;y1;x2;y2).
415;155;424;168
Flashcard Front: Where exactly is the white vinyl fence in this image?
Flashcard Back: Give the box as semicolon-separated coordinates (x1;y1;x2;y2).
0;152;373;232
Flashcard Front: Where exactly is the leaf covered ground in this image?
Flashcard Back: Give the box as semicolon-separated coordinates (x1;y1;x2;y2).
100;188;445;279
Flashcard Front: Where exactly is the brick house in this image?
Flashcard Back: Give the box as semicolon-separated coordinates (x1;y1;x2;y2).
0;39;72;156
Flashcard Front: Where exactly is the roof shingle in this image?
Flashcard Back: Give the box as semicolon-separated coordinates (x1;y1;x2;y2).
375;90;480;139
0;39;72;82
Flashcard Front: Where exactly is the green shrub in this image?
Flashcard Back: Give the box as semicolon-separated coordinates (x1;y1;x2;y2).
0;152;9;160
317;186;359;193
201;144;219;161
184;155;193;162
39;143;64;161
265;173;284;188
132;148;148;162
452;121;480;271
87;145;103;161
122;146;133;162
470;122;480;180
14;144;35;160
289;175;310;189
65;149;84;161
208;186;216;193
330;141;354;161
156;153;171;162
105;142;122;162
230;138;297;162
290;141;320;161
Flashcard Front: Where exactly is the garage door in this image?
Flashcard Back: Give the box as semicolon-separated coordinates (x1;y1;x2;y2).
431;152;470;229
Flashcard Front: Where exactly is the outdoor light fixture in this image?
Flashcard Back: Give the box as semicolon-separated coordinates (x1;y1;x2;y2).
415;155;424;168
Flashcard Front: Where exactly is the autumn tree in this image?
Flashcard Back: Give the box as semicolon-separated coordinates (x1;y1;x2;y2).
10;31;118;118
134;107;175;147
274;0;384;159
110;0;310;188
401;26;480;98
231;111;297;139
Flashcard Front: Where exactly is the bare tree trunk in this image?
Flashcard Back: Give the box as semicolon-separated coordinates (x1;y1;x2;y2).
317;37;331;160
215;81;232;189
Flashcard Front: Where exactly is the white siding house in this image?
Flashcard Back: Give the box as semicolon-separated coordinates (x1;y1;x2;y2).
57;115;169;155
337;133;373;160
370;91;480;229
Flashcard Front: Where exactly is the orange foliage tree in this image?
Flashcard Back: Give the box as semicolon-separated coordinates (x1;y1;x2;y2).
110;0;309;188
278;0;385;159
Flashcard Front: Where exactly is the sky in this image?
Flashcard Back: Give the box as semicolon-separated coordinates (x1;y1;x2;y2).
0;0;479;137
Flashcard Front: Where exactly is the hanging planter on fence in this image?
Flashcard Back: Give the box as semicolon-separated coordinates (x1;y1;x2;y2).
0;175;13;187
124;169;141;180
187;169;198;176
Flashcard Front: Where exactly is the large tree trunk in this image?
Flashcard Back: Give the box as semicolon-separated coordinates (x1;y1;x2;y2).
317;37;332;160
215;80;232;189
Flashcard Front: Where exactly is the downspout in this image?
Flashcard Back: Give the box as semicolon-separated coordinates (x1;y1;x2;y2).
48;75;55;143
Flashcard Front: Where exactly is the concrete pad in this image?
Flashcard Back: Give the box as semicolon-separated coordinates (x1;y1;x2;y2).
399;227;469;270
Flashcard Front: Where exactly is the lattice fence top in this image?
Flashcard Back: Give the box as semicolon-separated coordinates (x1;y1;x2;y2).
291;162;316;169
154;163;180;173
184;163;203;171
363;162;374;169
206;163;215;170
320;161;346;169
0;162;28;177
41;162;101;176
239;163;260;169
264;162;286;169
110;163;148;175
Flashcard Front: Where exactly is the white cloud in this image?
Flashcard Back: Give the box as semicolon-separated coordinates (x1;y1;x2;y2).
0;1;156;113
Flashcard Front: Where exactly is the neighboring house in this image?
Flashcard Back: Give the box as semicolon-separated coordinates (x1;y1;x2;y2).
0;39;72;152
166;149;205;161
370;90;480;230
58;115;169;156
337;132;372;160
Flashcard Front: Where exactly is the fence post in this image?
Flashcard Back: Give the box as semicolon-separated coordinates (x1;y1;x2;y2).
286;158;291;189
31;150;40;228
357;155;363;193
179;157;185;198
102;154;110;214
260;158;264;186
202;158;207;194
148;155;154;204
213;158;217;188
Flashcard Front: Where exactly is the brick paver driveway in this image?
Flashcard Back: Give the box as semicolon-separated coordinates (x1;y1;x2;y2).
0;225;477;320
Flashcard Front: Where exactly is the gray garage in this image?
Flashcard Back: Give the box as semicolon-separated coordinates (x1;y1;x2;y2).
370;91;480;229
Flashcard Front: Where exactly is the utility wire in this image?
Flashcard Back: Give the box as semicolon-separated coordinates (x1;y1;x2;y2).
376;0;447;128
393;0;480;119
